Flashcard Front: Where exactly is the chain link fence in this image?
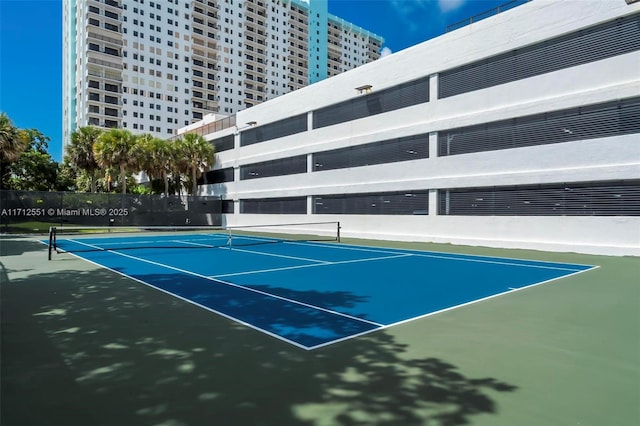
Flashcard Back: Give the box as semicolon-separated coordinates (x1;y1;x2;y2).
1;190;221;233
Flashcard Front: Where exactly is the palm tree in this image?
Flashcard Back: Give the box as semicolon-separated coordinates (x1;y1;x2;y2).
66;126;102;192
174;133;215;195
0;113;27;161
135;134;175;195
0;113;28;189
131;133;156;188
93;128;138;194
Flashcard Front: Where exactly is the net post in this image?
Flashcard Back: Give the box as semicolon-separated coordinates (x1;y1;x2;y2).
48;226;55;260
337;221;341;243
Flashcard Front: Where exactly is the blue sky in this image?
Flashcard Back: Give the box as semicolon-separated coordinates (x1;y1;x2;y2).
0;0;506;162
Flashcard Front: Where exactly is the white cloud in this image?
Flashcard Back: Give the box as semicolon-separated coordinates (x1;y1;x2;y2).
438;0;466;13
389;0;432;34
380;47;393;58
387;0;467;42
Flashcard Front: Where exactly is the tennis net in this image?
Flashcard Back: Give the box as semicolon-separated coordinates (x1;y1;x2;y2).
47;221;341;260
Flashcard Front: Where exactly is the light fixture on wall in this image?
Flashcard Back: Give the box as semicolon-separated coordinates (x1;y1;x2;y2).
234;121;258;134
355;84;372;94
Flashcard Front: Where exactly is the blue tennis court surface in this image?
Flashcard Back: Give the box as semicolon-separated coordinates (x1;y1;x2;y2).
49;233;596;350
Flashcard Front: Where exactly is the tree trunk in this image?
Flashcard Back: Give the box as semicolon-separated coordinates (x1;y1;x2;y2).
191;166;197;195
0;161;5;190
120;162;127;194
163;170;169;196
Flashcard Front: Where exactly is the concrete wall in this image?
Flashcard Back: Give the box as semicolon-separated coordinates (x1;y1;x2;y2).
199;0;640;256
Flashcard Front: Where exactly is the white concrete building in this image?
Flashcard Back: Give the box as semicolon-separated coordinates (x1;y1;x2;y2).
187;0;640;256
62;0;383;154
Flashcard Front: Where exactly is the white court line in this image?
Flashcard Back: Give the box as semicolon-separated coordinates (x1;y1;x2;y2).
177;241;227;248
312;240;599;268
66;238;384;329
378;266;600;330
64;234;229;248
222;246;328;263
69;233;587;273
306;265;600;351
47;238;600;351
183;241;331;264
54;247;315;350
210;253;414;278
288;241;588;272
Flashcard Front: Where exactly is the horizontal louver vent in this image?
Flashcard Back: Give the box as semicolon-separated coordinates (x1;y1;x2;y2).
313;77;430;129
313;133;430;172
439;13;640;98
200;167;234;185
438;97;640;156
221;200;234;214
240;155;307;180
211;134;234;152
240;197;307;214
439;181;640;216
240;114;307;146
313;191;429;215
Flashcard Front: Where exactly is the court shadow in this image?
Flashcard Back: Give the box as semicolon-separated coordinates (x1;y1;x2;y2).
99;267;377;348
1;260;517;426
248;283;369;310
0;237;47;257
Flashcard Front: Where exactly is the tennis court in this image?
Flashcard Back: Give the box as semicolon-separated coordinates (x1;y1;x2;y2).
47;225;595;350
2;231;638;426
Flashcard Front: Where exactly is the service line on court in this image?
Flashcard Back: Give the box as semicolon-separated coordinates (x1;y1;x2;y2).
181;240;331;264
210;252;415;278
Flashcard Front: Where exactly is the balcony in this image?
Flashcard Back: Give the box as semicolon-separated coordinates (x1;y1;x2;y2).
192;36;205;47
104;0;121;9
243;26;267;40
244;85;265;96
88;31;123;46
192;48;206;59
104;22;120;33
87;67;122;81
104;107;119;117
104;46;120;57
104;95;121;105
104;10;120;21
87;111;121;124
244;54;266;67
104;83;120;93
192;99;217;112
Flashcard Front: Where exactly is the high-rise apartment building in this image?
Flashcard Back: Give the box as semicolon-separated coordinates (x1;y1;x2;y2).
62;0;383;155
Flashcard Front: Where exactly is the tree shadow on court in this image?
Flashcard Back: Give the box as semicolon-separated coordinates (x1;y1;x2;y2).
249;283;369;310
0;236;47;257
98;268;377;348
2;244;518;426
